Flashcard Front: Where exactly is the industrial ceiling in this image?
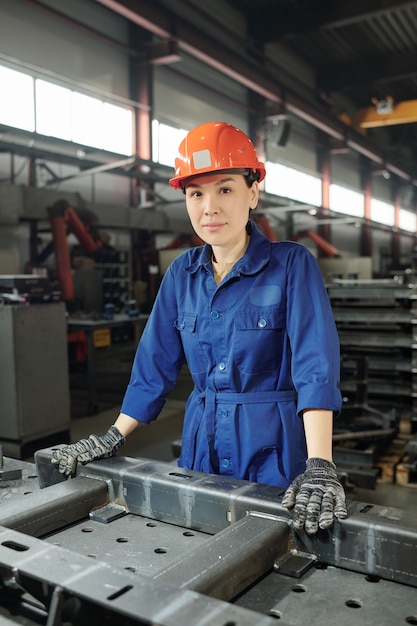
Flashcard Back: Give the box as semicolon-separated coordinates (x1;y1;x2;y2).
96;0;417;189
3;1;417;197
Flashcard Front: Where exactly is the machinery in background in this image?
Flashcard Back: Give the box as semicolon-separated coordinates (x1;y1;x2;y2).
47;199;102;303
0;303;70;458
0;273;57;305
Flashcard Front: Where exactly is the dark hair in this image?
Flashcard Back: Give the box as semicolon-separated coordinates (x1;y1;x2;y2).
244;169;260;188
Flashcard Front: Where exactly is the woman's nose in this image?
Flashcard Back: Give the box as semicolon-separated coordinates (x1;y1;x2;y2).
203;194;218;214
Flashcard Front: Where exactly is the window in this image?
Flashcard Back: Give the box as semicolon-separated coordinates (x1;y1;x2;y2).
102;102;133;155
72;92;104;149
371;198;395;226
152;120;187;166
329;184;364;217
264;161;322;206
36;80;72;140
0;65;35;131
0;63;133;155
399;208;416;232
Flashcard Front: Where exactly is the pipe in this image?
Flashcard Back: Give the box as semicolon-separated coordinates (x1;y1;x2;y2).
48;203;75;301
293;229;339;257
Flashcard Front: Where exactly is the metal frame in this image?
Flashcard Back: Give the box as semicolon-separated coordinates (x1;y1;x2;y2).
0;451;416;625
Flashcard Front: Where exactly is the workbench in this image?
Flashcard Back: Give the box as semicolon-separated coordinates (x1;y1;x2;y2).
67;314;148;415
0;450;416;625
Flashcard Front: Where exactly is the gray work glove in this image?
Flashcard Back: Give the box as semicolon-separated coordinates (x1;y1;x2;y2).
51;426;126;476
281;457;347;534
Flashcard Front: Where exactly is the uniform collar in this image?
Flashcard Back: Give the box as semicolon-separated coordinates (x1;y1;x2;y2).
185;221;272;275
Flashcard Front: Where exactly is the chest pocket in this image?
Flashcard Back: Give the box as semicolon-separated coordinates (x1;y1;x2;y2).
175;312;208;374
233;309;286;374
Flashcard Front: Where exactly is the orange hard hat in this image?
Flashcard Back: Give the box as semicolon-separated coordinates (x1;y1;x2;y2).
169;121;266;189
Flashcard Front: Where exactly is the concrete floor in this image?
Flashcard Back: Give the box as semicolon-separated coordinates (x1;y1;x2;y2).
65;341;417;514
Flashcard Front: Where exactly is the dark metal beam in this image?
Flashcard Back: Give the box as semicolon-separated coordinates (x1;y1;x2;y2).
34;449;417;589
153;512;290;601
0;476;108;537
0;525;277;626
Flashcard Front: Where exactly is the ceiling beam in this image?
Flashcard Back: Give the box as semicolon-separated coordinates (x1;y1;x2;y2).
95;0;417;186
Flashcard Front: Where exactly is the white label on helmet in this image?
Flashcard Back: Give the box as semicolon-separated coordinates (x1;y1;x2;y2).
192;149;212;170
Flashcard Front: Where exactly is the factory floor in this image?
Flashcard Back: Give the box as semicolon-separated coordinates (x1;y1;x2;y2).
61;341;417;514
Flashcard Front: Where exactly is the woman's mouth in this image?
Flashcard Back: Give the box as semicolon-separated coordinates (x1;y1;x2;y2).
203;222;226;232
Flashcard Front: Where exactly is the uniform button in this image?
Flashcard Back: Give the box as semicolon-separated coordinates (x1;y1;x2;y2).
218;362;226;371
210;310;220;319
221;459;230;468
258;318;267;328
219;409;228;417
179;321;185;329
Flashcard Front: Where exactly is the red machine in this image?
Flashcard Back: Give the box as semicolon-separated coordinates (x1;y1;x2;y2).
47;199;102;301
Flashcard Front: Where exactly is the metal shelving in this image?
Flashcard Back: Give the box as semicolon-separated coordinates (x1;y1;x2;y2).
328;278;417;431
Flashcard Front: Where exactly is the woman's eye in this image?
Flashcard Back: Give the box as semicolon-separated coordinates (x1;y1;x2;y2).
220;187;231;194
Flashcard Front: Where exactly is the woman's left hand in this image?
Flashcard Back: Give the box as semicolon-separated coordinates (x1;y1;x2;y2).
281;457;347;534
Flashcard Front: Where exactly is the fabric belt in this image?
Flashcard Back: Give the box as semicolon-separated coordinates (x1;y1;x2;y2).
195;388;297;453
206;389;296;404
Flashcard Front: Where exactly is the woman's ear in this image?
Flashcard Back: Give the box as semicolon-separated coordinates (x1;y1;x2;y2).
249;180;259;209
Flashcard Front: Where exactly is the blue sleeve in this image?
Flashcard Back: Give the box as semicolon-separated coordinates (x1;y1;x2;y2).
120;265;185;422
285;245;342;416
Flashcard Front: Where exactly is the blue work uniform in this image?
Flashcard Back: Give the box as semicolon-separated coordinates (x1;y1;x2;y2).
121;222;342;488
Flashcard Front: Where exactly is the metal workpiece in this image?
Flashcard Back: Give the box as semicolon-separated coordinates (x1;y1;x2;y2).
0;526;278;626
0;450;417;624
326;280;417;301
152;512;291;600
0;475;108;537
34;449;417;588
35;448;288;534
236;556;417;625
327;279;417;430
0;446;22;481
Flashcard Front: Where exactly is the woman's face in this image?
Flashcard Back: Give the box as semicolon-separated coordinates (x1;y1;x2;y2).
184;172;259;247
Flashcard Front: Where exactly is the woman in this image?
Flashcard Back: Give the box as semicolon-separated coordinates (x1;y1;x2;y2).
52;121;347;534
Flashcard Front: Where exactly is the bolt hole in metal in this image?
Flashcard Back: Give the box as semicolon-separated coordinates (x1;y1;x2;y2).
116;537;129;543
267;609;282;619
2;540;29;552
406;617;417;625
365;574;381;583
107;585;133;601
81;527;94;533
154;547;168;554
291;585;306;593
345;599;363;609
